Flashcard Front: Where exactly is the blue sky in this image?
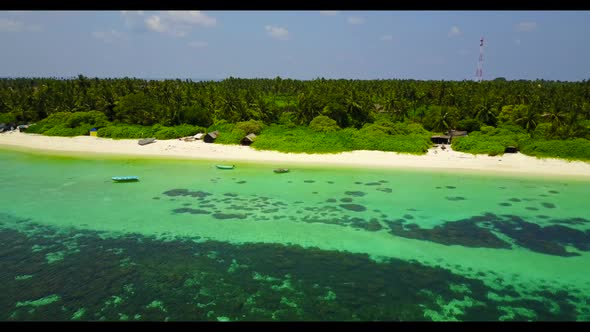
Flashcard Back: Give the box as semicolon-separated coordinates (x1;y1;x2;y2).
0;10;589;81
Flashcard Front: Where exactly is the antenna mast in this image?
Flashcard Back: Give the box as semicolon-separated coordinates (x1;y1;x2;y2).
475;37;484;82
475;37;483;82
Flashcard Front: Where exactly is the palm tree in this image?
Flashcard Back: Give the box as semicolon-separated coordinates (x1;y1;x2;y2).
515;106;540;133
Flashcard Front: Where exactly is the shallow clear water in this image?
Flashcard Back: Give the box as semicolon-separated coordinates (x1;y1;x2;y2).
1;148;589;321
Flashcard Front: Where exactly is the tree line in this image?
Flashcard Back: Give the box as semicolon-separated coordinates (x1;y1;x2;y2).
1;75;590;159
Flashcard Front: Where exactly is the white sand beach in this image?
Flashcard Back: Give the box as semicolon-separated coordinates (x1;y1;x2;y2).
1;131;590;178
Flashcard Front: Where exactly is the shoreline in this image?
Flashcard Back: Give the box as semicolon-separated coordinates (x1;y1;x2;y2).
1;131;590;178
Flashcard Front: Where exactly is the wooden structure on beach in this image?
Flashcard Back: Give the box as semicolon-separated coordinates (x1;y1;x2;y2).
431;130;468;145
204;131;219;143
447;130;468;138
431;135;451;144
240;133;257;146
505;146;518;153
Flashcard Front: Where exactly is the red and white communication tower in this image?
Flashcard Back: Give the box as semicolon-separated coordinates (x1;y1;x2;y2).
475;37;484;82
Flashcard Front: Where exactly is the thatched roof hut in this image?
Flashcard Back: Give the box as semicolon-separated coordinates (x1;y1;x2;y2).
240;133;257;146
447;130;468;138
204;130;219;143
431;135;451;144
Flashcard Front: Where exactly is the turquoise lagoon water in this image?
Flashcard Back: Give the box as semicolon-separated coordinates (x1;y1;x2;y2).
1;148;590;321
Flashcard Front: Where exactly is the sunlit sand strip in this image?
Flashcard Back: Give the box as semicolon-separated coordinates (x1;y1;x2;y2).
1;132;589;178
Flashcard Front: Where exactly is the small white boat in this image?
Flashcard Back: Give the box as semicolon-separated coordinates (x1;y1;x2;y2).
112;176;139;182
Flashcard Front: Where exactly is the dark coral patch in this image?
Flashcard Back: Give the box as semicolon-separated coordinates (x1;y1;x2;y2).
541;202;556;209
525;207;539;211
304;180;315;183
163;189;212;198
236;181;247;184
548;190;559;194
365;182;381;186
340;198;353;203
549;217;590;225
499;203;512;207
152;197;160;200
345;191;366;197
386;213;590;257
446;186;456;189
339;204;367;212
403;214;415;220
386;215;510;249
508;198;521;202
212;213;248;220
224;193;238;197
172;208;211;215
326;198;337;203
365;219;383;231
377;188;393;193
446;196;466;201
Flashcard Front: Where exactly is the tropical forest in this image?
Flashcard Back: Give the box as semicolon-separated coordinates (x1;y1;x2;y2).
1;76;590;160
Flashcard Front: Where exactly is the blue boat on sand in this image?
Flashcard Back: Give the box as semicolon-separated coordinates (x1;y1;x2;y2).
112;176;139;182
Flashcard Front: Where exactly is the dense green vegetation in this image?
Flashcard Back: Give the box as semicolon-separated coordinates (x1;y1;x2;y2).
1;76;590;160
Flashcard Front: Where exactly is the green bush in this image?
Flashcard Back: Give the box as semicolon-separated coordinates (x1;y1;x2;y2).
65;111;109;129
174;124;206;137
235;120;264;135
43;125;92;137
97;125;155;139
520;138;590;161
309;115;340;133
215;129;246;145
153;127;179;140
452;125;530;156
248;124;431;154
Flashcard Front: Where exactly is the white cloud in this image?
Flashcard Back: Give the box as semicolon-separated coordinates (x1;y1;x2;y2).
347;16;364;25
188;41;208;48
448;26;461;37
516;21;537;32
265;25;289;40
514;38;521;45
145;15;168;33
0;18;41;32
319;11;339;16
0;18;24;32
167;11;217;27
127;11;216;37
93;29;123;43
380;35;393;41
121;10;144;27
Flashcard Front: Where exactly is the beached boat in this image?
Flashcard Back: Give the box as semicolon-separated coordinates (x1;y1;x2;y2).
138;138;156;146
112;176;139;182
273;168;290;173
216;165;235;170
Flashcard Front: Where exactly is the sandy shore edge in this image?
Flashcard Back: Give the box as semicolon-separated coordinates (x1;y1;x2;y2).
1;131;590;178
